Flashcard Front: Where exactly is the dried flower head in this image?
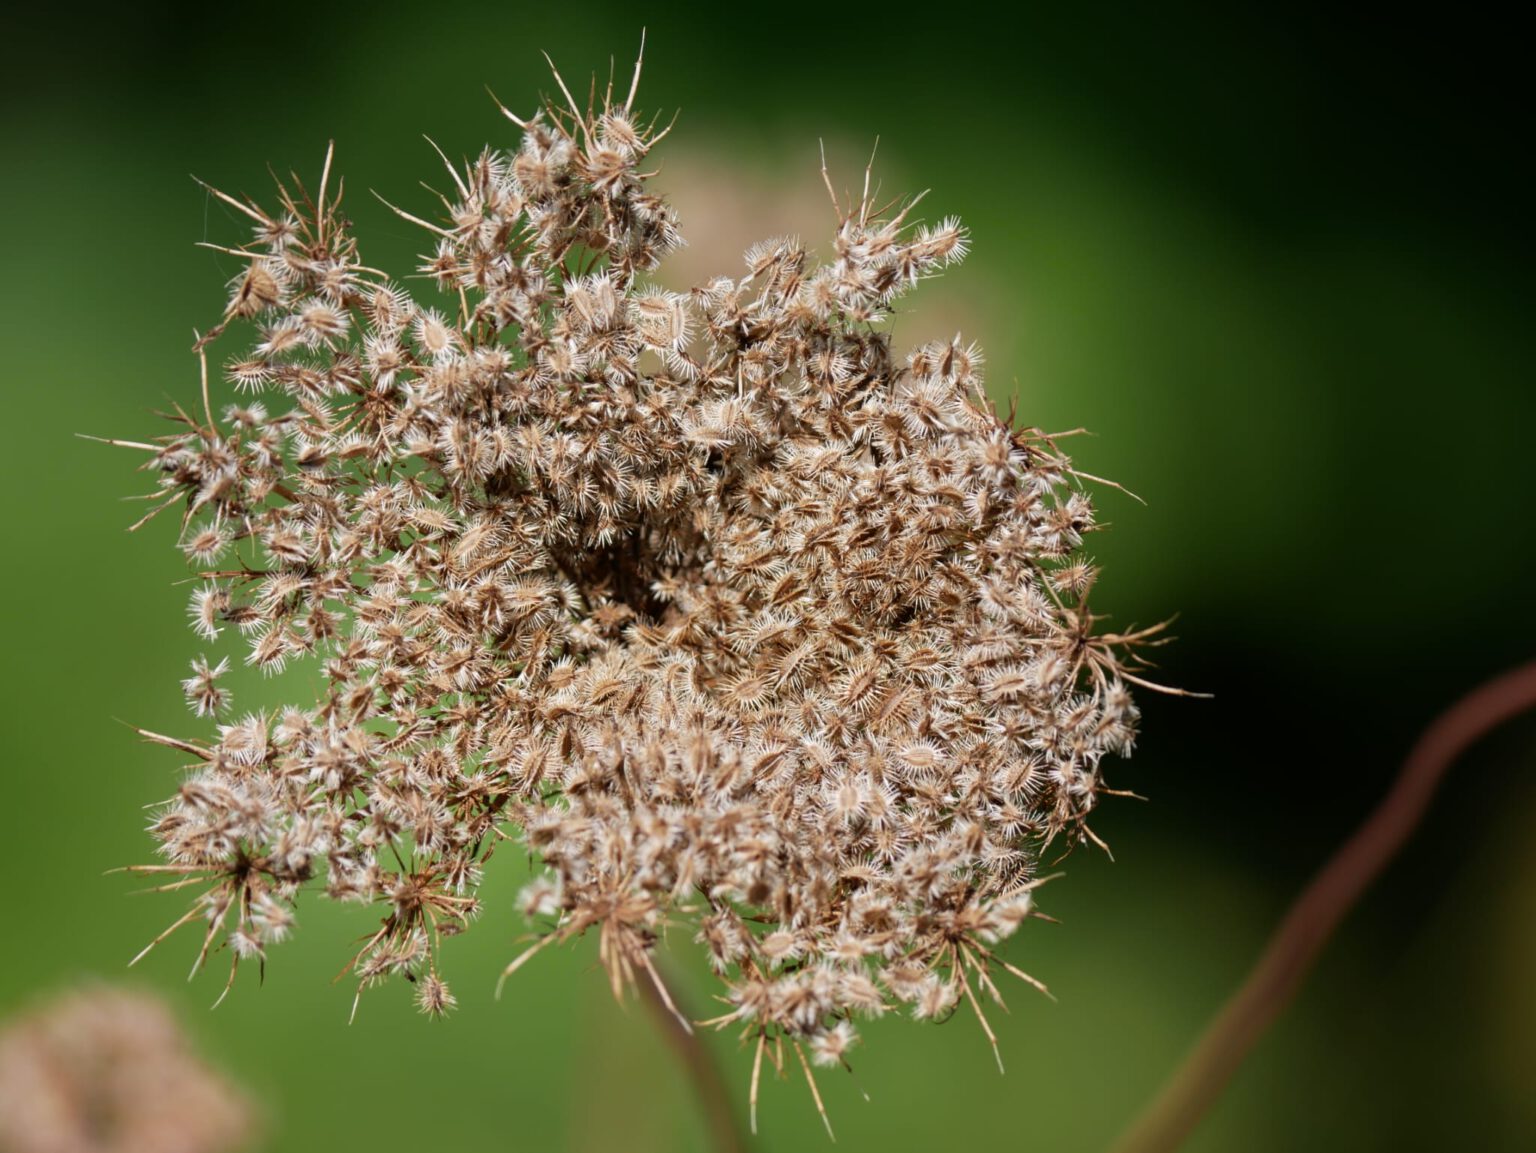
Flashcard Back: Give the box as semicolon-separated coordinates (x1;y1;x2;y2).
0;987;254;1153
109;44;1166;1116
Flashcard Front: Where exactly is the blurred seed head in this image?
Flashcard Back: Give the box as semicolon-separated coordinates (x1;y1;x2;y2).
0;988;254;1153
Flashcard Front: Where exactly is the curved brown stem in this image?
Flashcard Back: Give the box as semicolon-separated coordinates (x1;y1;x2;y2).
637;957;747;1153
1111;659;1536;1153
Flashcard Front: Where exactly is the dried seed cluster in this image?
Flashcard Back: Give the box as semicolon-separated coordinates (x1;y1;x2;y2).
0;988;253;1153
117;53;1157;1088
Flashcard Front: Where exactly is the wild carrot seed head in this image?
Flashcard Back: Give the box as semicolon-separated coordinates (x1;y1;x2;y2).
113;46;1163;1090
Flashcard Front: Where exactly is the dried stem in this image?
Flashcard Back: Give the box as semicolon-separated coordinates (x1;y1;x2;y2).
636;956;746;1153
1111;659;1536;1153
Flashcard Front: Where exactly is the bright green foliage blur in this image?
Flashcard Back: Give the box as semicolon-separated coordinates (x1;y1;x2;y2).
2;4;1532;1151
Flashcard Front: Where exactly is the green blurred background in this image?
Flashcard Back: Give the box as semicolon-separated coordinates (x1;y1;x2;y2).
3;3;1532;1150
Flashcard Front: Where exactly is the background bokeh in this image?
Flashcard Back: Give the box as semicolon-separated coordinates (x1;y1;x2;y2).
3;4;1532;1150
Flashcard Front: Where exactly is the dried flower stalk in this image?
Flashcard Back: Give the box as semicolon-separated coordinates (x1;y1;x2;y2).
108;44;1162;1116
1112;660;1536;1153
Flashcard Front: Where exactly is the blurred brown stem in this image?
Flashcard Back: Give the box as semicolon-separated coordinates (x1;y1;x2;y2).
638;957;746;1153
1111;659;1536;1153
